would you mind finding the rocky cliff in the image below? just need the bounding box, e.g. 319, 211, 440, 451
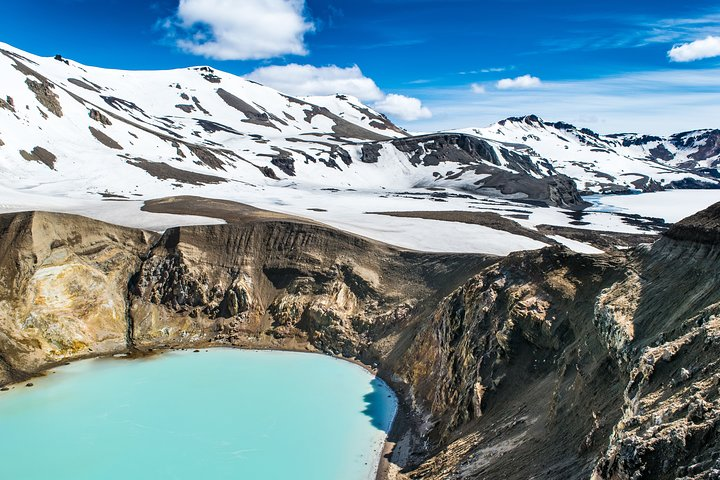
1, 202, 719, 479
390, 204, 720, 479
129, 213, 491, 358
376, 133, 588, 209
0, 212, 155, 383
0, 203, 492, 386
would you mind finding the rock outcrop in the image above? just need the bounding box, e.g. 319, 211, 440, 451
1, 202, 720, 480
24, 77, 63, 118
129, 216, 491, 358
389, 203, 720, 479
0, 212, 155, 375
385, 133, 588, 209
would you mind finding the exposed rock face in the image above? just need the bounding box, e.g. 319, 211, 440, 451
270, 153, 296, 176
673, 129, 720, 164
88, 108, 112, 126
0, 356, 12, 385
19, 146, 57, 169
216, 88, 276, 128
390, 204, 720, 479
89, 126, 122, 150
188, 146, 224, 170
129, 218, 490, 357
386, 133, 587, 209
663, 201, 720, 245
589, 222, 720, 480
394, 247, 629, 478
0, 96, 14, 112
126, 158, 227, 185
68, 78, 101, 92
361, 143, 383, 163
0, 206, 491, 382
1, 203, 720, 480
480, 170, 587, 209
0, 212, 155, 374
25, 78, 63, 117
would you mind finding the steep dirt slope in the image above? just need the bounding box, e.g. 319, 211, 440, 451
394, 203, 720, 479
129, 210, 492, 357
1, 203, 720, 480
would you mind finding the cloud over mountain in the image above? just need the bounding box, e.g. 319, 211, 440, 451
246, 64, 384, 101
247, 64, 432, 121
373, 94, 432, 121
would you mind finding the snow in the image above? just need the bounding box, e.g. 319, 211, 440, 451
546, 235, 604, 255
457, 117, 719, 194
586, 190, 720, 223
324, 213, 547, 255
0, 43, 717, 256
0, 188, 225, 231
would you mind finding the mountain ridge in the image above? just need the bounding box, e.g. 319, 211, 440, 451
460, 114, 720, 194
2, 41, 717, 217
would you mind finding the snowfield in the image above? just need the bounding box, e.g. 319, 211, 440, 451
586, 190, 720, 223
0, 42, 719, 255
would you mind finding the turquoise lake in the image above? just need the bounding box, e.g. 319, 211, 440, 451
0, 349, 397, 480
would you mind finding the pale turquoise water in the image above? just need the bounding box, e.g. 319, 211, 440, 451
0, 349, 397, 480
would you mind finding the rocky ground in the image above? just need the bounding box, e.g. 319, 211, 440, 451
0, 200, 719, 479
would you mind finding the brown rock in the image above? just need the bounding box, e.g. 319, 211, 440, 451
25, 78, 63, 117
88, 108, 112, 126
19, 146, 57, 169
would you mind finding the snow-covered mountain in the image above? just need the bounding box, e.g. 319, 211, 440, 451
0, 43, 403, 186
1, 41, 720, 255
461, 115, 720, 194
2, 41, 718, 210
0, 41, 629, 213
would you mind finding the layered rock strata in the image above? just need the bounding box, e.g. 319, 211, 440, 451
1, 203, 720, 479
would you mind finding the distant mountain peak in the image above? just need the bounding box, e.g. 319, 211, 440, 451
0, 41, 718, 214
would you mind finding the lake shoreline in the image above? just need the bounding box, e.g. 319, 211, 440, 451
0, 342, 406, 480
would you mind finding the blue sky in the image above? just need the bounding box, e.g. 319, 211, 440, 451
2, 0, 720, 134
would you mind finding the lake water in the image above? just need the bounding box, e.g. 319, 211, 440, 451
0, 349, 397, 480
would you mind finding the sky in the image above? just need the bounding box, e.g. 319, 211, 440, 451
2, 0, 720, 134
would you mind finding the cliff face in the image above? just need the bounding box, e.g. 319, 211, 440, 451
384, 133, 589, 209
129, 219, 491, 358
1, 203, 720, 479
0, 212, 155, 382
0, 207, 493, 381
591, 210, 720, 480
393, 247, 629, 478
390, 205, 720, 479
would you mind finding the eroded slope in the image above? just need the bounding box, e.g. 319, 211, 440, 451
1, 203, 720, 480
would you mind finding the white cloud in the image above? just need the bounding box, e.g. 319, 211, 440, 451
459, 67, 507, 75
165, 0, 314, 60
405, 68, 720, 135
373, 94, 432, 121
246, 64, 384, 101
496, 74, 542, 90
481, 67, 507, 73
668, 36, 720, 62
470, 83, 486, 94
246, 64, 432, 121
